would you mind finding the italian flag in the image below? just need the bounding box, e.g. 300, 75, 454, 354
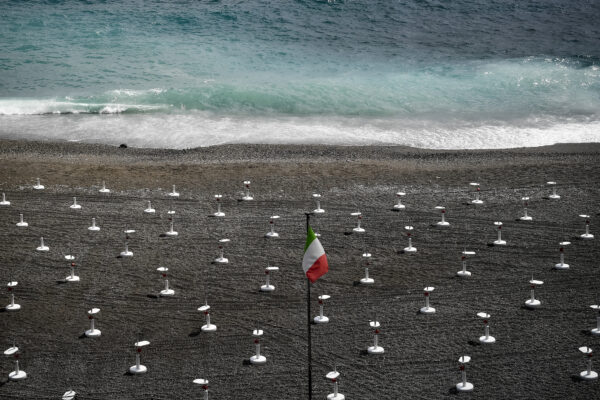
303, 226, 329, 283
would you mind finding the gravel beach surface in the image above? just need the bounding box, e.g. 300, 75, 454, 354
0, 139, 599, 399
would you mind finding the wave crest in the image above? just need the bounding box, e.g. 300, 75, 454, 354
1, 57, 599, 119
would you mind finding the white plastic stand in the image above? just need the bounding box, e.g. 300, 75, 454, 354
314, 294, 330, 324
157, 267, 174, 296
554, 241, 570, 270
367, 320, 384, 354
470, 183, 483, 204
590, 305, 600, 336
393, 191, 406, 210
64, 253, 75, 261
520, 197, 532, 221
547, 181, 560, 199
66, 262, 80, 282
168, 185, 179, 197
16, 213, 28, 227
457, 250, 475, 278
85, 308, 101, 337
250, 329, 267, 365
99, 181, 110, 194
198, 303, 217, 332
36, 236, 49, 251
6, 281, 21, 311
129, 340, 150, 374
351, 212, 365, 233
120, 240, 133, 257
493, 221, 506, 245
436, 206, 450, 227
404, 226, 417, 253
261, 266, 279, 292
88, 217, 100, 231
144, 201, 155, 214
165, 218, 178, 236
456, 356, 473, 392
167, 200, 175, 215
4, 346, 27, 381
265, 215, 280, 238
242, 181, 253, 201
214, 238, 230, 264
213, 195, 225, 217
0, 193, 10, 206
70, 197, 81, 210
326, 368, 345, 400
193, 378, 210, 399
579, 346, 598, 380
121, 225, 135, 253
313, 193, 325, 214
525, 279, 543, 309
477, 312, 495, 344
360, 252, 374, 285
580, 215, 594, 240
33, 178, 44, 190
420, 287, 436, 314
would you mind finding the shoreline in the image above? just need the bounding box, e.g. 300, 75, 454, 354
2, 137, 600, 159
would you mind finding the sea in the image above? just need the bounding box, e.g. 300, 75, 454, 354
1, 0, 599, 149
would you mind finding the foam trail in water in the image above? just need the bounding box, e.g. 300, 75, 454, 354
0, 99, 164, 115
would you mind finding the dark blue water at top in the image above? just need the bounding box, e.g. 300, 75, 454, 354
0, 0, 599, 148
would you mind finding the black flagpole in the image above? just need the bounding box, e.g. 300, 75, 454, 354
306, 212, 312, 400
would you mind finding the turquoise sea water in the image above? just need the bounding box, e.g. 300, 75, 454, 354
1, 0, 599, 148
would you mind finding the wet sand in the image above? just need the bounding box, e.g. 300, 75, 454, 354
0, 139, 599, 399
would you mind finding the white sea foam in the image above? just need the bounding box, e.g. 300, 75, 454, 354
1, 113, 599, 150
109, 88, 166, 97
0, 99, 165, 115
99, 105, 127, 114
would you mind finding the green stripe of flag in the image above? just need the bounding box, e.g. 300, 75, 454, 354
304, 226, 316, 252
